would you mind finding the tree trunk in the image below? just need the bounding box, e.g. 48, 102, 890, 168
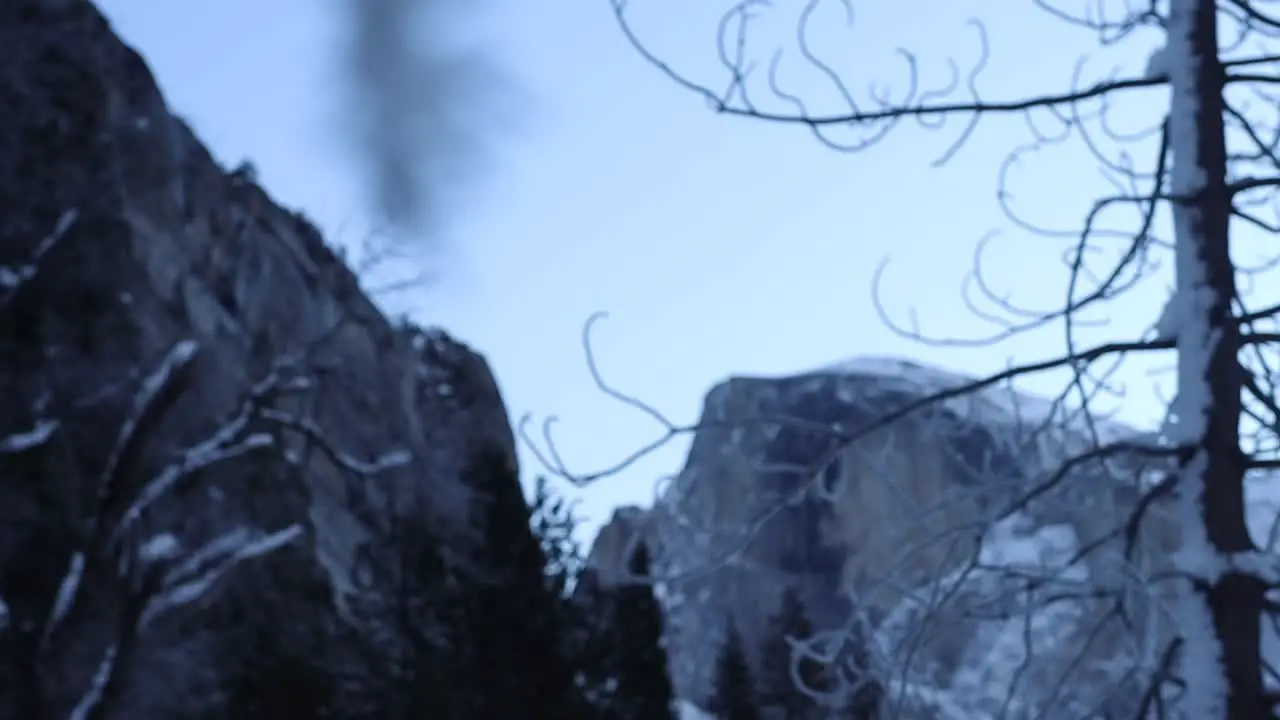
1167, 0, 1264, 717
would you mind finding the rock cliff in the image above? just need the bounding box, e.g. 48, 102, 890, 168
0, 1, 514, 716
591, 357, 1195, 718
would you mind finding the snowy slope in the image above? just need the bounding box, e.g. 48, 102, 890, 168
818, 355, 1280, 545
875, 513, 1107, 718
808, 356, 1280, 712
817, 356, 1143, 447
663, 356, 1280, 718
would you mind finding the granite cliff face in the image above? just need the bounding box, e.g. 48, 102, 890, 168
0, 1, 514, 716
591, 358, 1193, 718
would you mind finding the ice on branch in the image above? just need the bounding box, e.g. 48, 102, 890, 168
139, 524, 304, 629
1150, 287, 1184, 342
0, 209, 77, 294
42, 552, 85, 645
1144, 44, 1170, 80
67, 644, 118, 720
139, 533, 183, 563
112, 432, 275, 545
0, 419, 59, 454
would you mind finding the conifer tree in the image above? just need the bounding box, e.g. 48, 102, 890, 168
571, 567, 616, 715
604, 541, 676, 720
340, 505, 463, 719
710, 620, 761, 720
212, 551, 341, 720
529, 475, 583, 598
758, 588, 826, 719
528, 476, 596, 719
456, 448, 583, 718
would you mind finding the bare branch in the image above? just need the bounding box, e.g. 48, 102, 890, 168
138, 524, 304, 630
602, 0, 1280, 713
94, 340, 202, 541
0, 419, 59, 454
0, 209, 77, 310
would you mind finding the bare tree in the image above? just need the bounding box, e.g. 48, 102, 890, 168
523, 0, 1280, 717
0, 217, 413, 718
1, 345, 287, 716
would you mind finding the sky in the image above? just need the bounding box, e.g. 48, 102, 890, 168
93, 0, 1218, 541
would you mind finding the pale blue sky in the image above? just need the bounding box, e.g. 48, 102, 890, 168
97, 0, 1201, 539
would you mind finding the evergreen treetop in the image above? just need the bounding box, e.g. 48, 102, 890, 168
710, 619, 761, 720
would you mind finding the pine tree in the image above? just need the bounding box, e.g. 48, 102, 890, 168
455, 448, 584, 718
384, 523, 465, 720
758, 588, 826, 719
710, 620, 762, 720
604, 541, 676, 720
210, 547, 341, 719
340, 508, 462, 719
528, 476, 597, 719
529, 475, 583, 598
571, 567, 616, 715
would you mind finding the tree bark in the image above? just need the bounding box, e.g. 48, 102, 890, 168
1167, 0, 1264, 716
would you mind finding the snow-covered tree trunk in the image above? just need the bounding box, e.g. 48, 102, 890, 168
1166, 0, 1263, 716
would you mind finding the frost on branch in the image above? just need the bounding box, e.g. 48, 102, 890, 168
1150, 287, 1185, 342
138, 524, 304, 630
66, 644, 117, 720
41, 552, 85, 647
1, 328, 403, 719
0, 209, 77, 305
1144, 44, 1171, 80
0, 419, 59, 454
95, 339, 202, 538
108, 432, 275, 548
138, 533, 182, 564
